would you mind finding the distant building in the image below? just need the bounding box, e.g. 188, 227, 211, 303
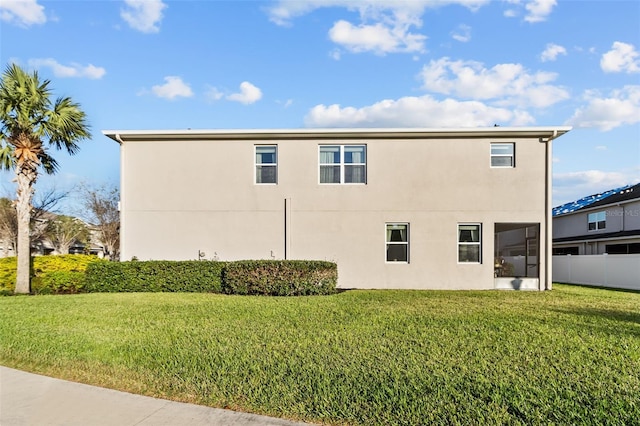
552, 183, 640, 255
105, 126, 571, 290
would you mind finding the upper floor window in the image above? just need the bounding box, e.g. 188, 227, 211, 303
255, 145, 277, 184
458, 223, 482, 263
491, 143, 515, 168
588, 211, 606, 231
386, 223, 409, 263
319, 145, 366, 184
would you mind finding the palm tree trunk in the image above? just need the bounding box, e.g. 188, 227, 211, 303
15, 166, 35, 294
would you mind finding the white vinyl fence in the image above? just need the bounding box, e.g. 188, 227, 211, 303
553, 254, 640, 291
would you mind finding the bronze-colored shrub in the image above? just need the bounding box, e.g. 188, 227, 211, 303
222, 260, 337, 296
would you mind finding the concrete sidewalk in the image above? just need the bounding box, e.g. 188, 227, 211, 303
0, 366, 310, 426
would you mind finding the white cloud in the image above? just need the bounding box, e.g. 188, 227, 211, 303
151, 76, 193, 100
227, 81, 263, 105
565, 85, 640, 131
451, 24, 471, 43
553, 170, 640, 205
121, 0, 167, 33
328, 19, 426, 55
503, 0, 557, 23
554, 170, 629, 188
540, 43, 566, 62
267, 1, 489, 26
524, 0, 556, 23
266, 1, 489, 55
0, 0, 46, 27
601, 42, 640, 73
304, 95, 534, 128
27, 58, 106, 79
419, 57, 570, 108
595, 145, 607, 151
205, 86, 224, 101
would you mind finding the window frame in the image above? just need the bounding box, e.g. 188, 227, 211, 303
587, 211, 606, 231
255, 145, 277, 185
490, 143, 515, 168
458, 223, 482, 264
385, 223, 409, 264
319, 144, 367, 185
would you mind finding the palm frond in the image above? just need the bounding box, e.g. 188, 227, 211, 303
0, 63, 90, 176
44, 96, 91, 154
0, 144, 15, 171
0, 64, 51, 131
39, 150, 59, 175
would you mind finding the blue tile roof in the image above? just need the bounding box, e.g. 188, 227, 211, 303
552, 184, 634, 216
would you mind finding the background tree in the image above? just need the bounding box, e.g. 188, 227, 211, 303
80, 184, 119, 260
0, 188, 69, 257
45, 215, 90, 254
0, 197, 17, 257
0, 63, 90, 293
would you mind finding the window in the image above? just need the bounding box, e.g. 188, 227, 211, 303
606, 243, 640, 254
553, 246, 579, 255
588, 211, 606, 230
386, 223, 409, 263
491, 143, 515, 167
319, 145, 366, 184
256, 145, 277, 184
458, 224, 481, 263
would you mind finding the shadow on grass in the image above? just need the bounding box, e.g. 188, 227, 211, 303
556, 282, 640, 294
552, 307, 640, 333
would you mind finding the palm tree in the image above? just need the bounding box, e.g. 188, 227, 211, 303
0, 63, 90, 293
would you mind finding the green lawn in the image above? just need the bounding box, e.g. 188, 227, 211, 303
1, 285, 639, 425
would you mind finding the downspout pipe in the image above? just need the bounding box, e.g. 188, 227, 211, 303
115, 134, 125, 260
544, 130, 558, 290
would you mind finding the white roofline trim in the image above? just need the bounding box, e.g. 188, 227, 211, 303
103, 126, 572, 143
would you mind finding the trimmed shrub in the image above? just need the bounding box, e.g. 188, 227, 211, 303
33, 271, 86, 295
0, 254, 101, 294
222, 260, 337, 296
0, 256, 17, 293
32, 254, 100, 275
85, 260, 225, 293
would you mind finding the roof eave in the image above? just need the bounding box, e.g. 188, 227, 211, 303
103, 126, 572, 143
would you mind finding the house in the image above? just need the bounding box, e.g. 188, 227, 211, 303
552, 184, 640, 290
0, 204, 107, 258
552, 183, 640, 255
104, 126, 571, 290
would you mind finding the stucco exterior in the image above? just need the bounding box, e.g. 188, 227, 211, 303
105, 127, 570, 290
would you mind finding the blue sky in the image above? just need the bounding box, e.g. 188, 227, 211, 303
1, 0, 639, 209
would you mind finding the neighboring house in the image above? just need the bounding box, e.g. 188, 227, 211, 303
552, 184, 640, 290
68, 224, 108, 258
0, 211, 107, 258
553, 183, 640, 255
104, 127, 571, 290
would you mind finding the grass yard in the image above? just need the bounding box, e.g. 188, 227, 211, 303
1, 284, 639, 425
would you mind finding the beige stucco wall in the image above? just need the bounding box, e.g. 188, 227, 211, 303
119, 135, 550, 289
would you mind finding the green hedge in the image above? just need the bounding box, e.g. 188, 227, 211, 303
33, 271, 87, 295
1, 257, 337, 296
84, 260, 225, 293
222, 260, 337, 296
0, 254, 103, 294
